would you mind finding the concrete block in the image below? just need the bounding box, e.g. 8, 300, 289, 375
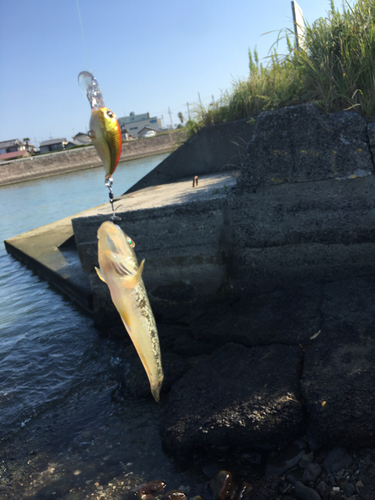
240, 104, 373, 189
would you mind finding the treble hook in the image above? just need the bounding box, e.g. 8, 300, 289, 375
105, 175, 121, 221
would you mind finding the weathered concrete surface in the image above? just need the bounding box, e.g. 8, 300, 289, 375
0, 131, 184, 186
4, 215, 92, 311
240, 103, 372, 189
71, 171, 238, 328
126, 118, 254, 194
229, 175, 375, 295
301, 276, 375, 450
160, 343, 304, 454
190, 284, 322, 348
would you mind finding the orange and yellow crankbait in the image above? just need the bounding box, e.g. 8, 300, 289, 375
78, 71, 122, 178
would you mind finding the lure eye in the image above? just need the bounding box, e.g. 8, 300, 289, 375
107, 110, 113, 118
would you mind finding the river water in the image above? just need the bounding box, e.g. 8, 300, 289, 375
0, 154, 206, 499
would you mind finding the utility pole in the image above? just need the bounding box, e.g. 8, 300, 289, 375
187, 102, 190, 120
198, 92, 202, 106
291, 1, 305, 51
168, 107, 173, 130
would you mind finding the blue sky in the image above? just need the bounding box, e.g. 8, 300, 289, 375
1, 0, 340, 147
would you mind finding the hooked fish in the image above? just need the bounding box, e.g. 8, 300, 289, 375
89, 107, 122, 177
95, 221, 164, 402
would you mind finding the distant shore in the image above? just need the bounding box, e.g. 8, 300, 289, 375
0, 131, 186, 187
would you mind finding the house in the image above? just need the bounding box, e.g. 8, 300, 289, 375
39, 138, 68, 153
0, 150, 31, 161
117, 112, 161, 138
120, 125, 135, 141
0, 139, 25, 155
138, 126, 157, 138
72, 132, 91, 145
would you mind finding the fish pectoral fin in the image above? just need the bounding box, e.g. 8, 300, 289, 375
127, 259, 145, 287
95, 266, 106, 283
118, 259, 145, 289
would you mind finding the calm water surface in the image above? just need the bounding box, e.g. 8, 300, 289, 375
0, 154, 204, 499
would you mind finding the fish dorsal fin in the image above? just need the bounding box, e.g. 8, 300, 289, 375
95, 266, 106, 283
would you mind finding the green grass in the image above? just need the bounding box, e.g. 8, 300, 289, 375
187, 0, 375, 136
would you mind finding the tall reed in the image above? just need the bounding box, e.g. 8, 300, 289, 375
187, 0, 375, 135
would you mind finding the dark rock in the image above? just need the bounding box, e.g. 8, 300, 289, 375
265, 440, 306, 476
191, 285, 321, 347
299, 452, 314, 469
130, 481, 166, 499
302, 463, 321, 484
162, 490, 187, 500
322, 448, 354, 473
160, 343, 304, 454
240, 452, 263, 467
344, 482, 357, 497
315, 481, 328, 497
160, 327, 216, 358
209, 471, 236, 500
233, 481, 253, 500
248, 474, 280, 500
301, 278, 375, 449
125, 351, 191, 398
294, 481, 321, 500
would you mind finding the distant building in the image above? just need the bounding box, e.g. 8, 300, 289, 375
0, 139, 25, 155
138, 126, 157, 138
117, 112, 161, 138
65, 132, 92, 149
0, 150, 31, 161
39, 138, 67, 153
72, 132, 91, 145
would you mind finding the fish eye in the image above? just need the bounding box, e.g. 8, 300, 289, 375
107, 111, 113, 118
127, 238, 135, 248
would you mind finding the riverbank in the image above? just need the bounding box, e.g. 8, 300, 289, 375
0, 130, 186, 187
4, 104, 375, 499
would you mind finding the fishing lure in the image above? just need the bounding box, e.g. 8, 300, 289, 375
78, 71, 122, 217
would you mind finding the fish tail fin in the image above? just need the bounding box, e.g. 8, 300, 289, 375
95, 266, 106, 283
151, 379, 163, 403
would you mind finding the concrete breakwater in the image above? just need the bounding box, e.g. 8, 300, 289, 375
0, 130, 186, 186
6, 104, 375, 480
72, 104, 375, 458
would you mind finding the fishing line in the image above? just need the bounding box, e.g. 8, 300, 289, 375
76, 0, 91, 72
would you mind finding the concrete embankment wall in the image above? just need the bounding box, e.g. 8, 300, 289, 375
230, 103, 375, 296
126, 118, 255, 193
72, 104, 375, 327
0, 131, 185, 186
